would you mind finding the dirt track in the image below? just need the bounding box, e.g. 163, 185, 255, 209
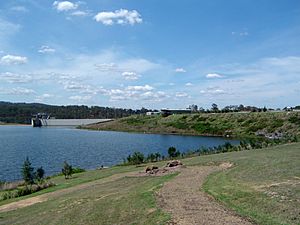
157, 165, 253, 225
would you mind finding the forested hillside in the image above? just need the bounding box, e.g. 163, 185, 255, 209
0, 102, 150, 124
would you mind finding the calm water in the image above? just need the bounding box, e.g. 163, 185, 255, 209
0, 126, 239, 181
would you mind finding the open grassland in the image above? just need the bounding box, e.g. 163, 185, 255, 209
86, 111, 300, 138
183, 143, 300, 225
0, 143, 299, 225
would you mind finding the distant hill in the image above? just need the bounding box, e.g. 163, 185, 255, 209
0, 101, 150, 124
86, 111, 300, 139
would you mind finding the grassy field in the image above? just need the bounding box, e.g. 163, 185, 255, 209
184, 143, 300, 225
86, 111, 300, 139
0, 143, 299, 225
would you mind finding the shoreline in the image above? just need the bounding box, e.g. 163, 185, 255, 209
81, 126, 248, 140
0, 123, 30, 126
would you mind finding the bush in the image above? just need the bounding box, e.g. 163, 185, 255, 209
168, 147, 181, 158
0, 182, 55, 201
62, 161, 73, 179
22, 157, 34, 184
127, 152, 145, 165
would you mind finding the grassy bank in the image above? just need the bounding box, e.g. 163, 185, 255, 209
0, 143, 299, 225
184, 143, 300, 225
85, 111, 300, 139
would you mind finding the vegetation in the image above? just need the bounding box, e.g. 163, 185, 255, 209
197, 144, 300, 225
86, 111, 300, 139
21, 157, 35, 185
62, 161, 73, 179
0, 143, 298, 225
167, 146, 181, 158
0, 101, 151, 124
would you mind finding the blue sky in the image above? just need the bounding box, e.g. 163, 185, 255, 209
0, 0, 299, 109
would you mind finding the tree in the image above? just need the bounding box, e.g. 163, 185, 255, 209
154, 152, 161, 161
62, 161, 73, 179
147, 153, 156, 162
168, 147, 180, 158
22, 157, 34, 184
211, 103, 219, 113
131, 152, 145, 164
35, 166, 45, 182
263, 106, 267, 112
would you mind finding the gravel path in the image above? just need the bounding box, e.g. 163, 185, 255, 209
157, 165, 253, 225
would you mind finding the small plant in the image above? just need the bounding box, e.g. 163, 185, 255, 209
22, 157, 34, 184
126, 151, 145, 165
168, 147, 181, 158
62, 161, 73, 179
35, 166, 45, 182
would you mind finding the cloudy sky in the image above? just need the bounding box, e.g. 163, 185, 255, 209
0, 0, 299, 109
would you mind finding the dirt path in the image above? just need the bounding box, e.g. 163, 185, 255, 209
157, 165, 253, 225
0, 171, 137, 213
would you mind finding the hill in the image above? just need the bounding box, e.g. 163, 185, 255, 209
86, 111, 300, 139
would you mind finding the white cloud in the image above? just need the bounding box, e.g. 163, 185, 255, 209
175, 92, 188, 98
0, 19, 20, 48
53, 1, 78, 12
35, 93, 54, 102
185, 82, 193, 86
175, 68, 186, 73
62, 81, 105, 95
71, 10, 89, 16
200, 87, 227, 95
94, 9, 142, 25
0, 72, 32, 83
122, 71, 140, 80
69, 95, 92, 102
10, 6, 28, 12
206, 73, 223, 78
232, 30, 249, 36
108, 84, 167, 102
126, 85, 154, 91
94, 63, 118, 72
0, 55, 28, 65
0, 87, 35, 95
38, 45, 56, 54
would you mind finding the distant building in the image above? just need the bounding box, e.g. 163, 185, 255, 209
146, 111, 160, 116
161, 108, 192, 117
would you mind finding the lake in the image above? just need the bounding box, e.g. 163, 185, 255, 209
0, 125, 239, 181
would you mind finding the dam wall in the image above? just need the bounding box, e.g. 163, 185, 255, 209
32, 119, 112, 127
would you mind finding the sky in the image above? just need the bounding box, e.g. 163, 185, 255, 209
0, 0, 299, 109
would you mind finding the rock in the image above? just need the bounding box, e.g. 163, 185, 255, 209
166, 160, 183, 167
145, 165, 159, 173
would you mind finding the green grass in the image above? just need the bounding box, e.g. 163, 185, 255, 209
86, 111, 300, 138
0, 165, 141, 206
182, 143, 300, 225
0, 175, 176, 225
0, 143, 299, 225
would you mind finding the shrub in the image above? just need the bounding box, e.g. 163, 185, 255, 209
126, 151, 145, 165
22, 157, 34, 184
62, 161, 73, 179
168, 147, 181, 158
35, 166, 45, 182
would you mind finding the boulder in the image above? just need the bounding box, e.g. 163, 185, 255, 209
166, 160, 183, 168
145, 165, 159, 173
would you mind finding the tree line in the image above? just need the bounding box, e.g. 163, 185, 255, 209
0, 101, 150, 124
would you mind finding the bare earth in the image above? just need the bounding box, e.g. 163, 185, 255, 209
157, 165, 254, 225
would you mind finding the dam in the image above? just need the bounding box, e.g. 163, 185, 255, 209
31, 113, 112, 127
